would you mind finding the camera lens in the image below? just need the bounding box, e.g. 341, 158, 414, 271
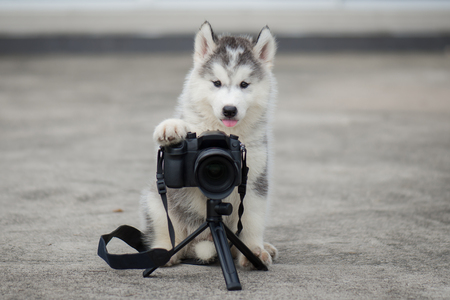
205, 162, 227, 181
194, 149, 239, 199
201, 157, 232, 188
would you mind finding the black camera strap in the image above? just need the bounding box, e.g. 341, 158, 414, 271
97, 148, 176, 270
236, 145, 248, 237
97, 225, 173, 269
155, 148, 177, 249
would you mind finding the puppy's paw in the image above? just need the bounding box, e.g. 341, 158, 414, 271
263, 242, 278, 260
153, 119, 189, 146
165, 253, 181, 267
238, 243, 277, 268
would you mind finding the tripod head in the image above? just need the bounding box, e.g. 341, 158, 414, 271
207, 199, 233, 222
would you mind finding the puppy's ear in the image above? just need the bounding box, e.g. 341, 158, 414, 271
194, 21, 218, 64
253, 26, 277, 69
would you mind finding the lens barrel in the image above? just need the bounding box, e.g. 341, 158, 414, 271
194, 148, 239, 199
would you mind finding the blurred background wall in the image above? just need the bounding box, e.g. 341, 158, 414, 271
0, 0, 450, 52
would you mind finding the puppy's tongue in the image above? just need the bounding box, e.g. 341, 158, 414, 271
222, 119, 238, 128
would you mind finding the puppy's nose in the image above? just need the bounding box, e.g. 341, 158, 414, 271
223, 106, 238, 118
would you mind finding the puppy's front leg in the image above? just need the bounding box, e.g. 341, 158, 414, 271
140, 190, 182, 266
236, 190, 278, 268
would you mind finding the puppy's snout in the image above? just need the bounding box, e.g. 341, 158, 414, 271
222, 106, 238, 118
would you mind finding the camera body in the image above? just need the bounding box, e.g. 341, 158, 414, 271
162, 130, 243, 200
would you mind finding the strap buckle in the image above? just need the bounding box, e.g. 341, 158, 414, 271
156, 175, 167, 195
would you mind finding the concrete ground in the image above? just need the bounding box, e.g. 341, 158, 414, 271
1, 52, 450, 299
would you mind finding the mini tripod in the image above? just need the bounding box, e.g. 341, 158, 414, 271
143, 198, 268, 291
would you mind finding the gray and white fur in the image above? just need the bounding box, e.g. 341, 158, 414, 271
141, 21, 278, 267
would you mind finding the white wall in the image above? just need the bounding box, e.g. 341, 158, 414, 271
0, 1, 449, 36
1, 0, 450, 10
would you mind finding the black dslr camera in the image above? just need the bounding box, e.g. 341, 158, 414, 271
160, 130, 245, 200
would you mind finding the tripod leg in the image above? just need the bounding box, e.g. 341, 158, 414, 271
224, 225, 268, 271
143, 221, 209, 277
209, 221, 242, 291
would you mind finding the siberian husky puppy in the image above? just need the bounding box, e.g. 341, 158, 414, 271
141, 21, 278, 268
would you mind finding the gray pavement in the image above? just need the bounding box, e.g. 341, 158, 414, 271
1, 52, 450, 299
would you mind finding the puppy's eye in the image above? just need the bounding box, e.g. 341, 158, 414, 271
213, 80, 222, 88
240, 81, 249, 89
